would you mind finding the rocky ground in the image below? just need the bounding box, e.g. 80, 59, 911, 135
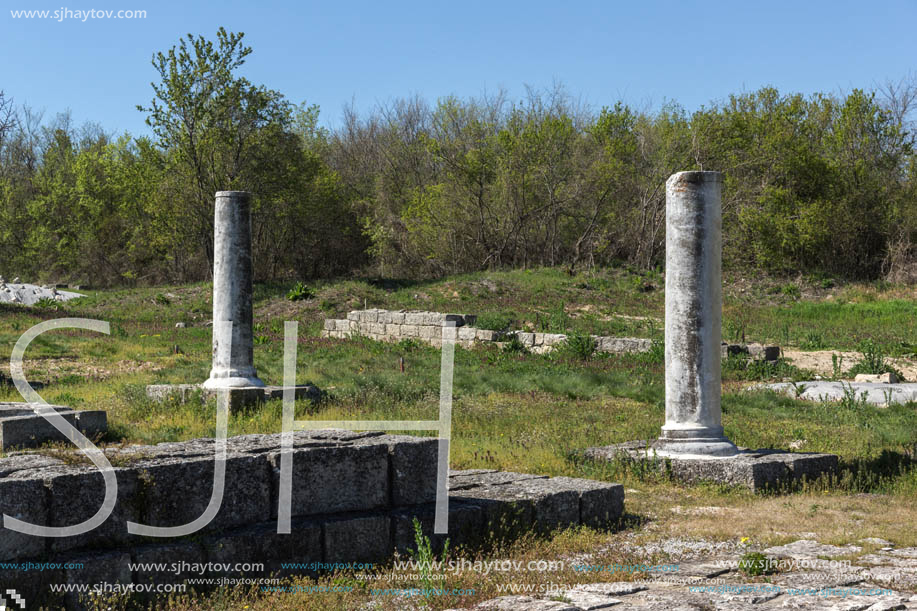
448, 537, 917, 610
0, 278, 84, 305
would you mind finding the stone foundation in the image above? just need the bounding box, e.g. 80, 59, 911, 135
322, 309, 779, 358
584, 441, 838, 492
0, 431, 624, 605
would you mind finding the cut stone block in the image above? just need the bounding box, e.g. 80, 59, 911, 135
133, 542, 205, 586
0, 403, 108, 450
391, 500, 483, 554
0, 478, 48, 560
324, 515, 391, 563
267, 442, 389, 517
33, 465, 142, 553
202, 518, 322, 577
134, 452, 272, 532
585, 441, 838, 492
372, 435, 438, 506
763, 381, 917, 406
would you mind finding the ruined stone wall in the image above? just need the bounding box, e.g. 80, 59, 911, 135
321, 309, 653, 354
0, 430, 623, 605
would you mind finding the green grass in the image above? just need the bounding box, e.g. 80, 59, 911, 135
5, 267, 917, 610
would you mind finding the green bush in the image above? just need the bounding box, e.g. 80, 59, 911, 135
287, 281, 315, 301
559, 330, 597, 360
502, 333, 528, 354
476, 311, 518, 332
847, 339, 903, 379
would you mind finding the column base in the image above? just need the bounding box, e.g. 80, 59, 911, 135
656, 426, 739, 458
202, 372, 266, 389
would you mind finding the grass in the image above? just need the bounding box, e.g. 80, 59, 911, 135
3, 267, 917, 608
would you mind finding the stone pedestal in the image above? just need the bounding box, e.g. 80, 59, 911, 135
202, 191, 264, 389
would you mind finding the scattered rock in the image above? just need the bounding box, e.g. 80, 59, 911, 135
855, 372, 899, 384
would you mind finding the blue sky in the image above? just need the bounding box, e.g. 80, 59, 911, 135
1, 0, 915, 136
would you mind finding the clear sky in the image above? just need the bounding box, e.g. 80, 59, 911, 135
1, 0, 915, 137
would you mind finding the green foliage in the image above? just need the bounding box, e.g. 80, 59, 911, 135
847, 339, 904, 379
475, 311, 517, 332
738, 552, 775, 576
409, 517, 449, 598
286, 281, 315, 301
502, 334, 528, 354
558, 330, 597, 360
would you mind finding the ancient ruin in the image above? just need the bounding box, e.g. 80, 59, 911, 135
586, 172, 839, 489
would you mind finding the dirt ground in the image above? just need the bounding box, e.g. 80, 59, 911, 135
783, 349, 917, 381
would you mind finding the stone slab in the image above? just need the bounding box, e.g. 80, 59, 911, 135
762, 381, 917, 406
585, 441, 838, 491
0, 404, 108, 450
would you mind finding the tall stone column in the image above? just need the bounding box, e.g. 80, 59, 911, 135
202, 191, 265, 389
657, 171, 737, 457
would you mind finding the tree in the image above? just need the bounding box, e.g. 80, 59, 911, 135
139, 27, 291, 272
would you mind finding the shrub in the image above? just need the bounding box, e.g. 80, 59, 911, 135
502, 333, 528, 354
847, 339, 903, 379
559, 330, 596, 360
476, 311, 518, 332
287, 281, 315, 301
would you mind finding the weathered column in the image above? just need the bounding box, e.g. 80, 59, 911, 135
202, 191, 265, 389
657, 171, 737, 457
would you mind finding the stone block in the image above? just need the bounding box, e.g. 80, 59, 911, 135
543, 333, 566, 346
334, 319, 350, 332
385, 323, 401, 337
391, 500, 483, 554
0, 410, 78, 450
854, 372, 898, 384
202, 519, 322, 577
405, 312, 425, 325
420, 326, 438, 340
62, 550, 132, 609
0, 478, 48, 561
324, 319, 337, 330
133, 542, 205, 586
38, 466, 142, 554
268, 443, 389, 517
401, 324, 419, 337
346, 312, 360, 322
375, 435, 438, 506
263, 385, 322, 403
423, 312, 444, 326
547, 476, 624, 528
75, 410, 108, 439
136, 452, 272, 532
747, 343, 780, 361
516, 332, 535, 347
458, 327, 477, 341
585, 442, 838, 492
324, 515, 391, 563
476, 329, 498, 341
